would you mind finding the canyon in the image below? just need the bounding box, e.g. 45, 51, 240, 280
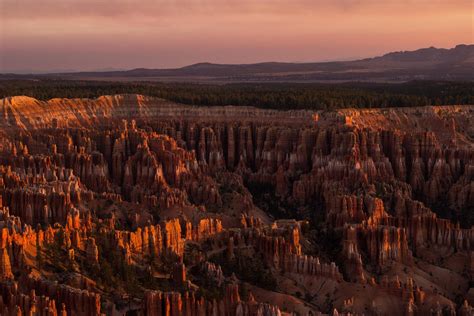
0, 94, 472, 315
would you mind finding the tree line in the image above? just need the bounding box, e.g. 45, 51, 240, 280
0, 79, 472, 110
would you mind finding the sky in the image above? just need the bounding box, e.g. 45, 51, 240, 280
0, 0, 472, 73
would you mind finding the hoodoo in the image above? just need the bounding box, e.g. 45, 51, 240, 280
0, 95, 472, 315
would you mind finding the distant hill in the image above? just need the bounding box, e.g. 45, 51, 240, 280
2, 44, 473, 82
374, 44, 473, 63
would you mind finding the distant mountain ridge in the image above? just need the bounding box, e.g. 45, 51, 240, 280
1, 44, 473, 82
375, 44, 472, 62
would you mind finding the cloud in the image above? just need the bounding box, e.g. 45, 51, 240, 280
2, 0, 470, 20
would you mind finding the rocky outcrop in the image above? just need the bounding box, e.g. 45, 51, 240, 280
0, 276, 101, 316
111, 217, 222, 264
144, 282, 282, 316
0, 248, 13, 281
282, 254, 343, 281
0, 282, 59, 316
347, 223, 413, 269
114, 224, 164, 264
222, 223, 343, 281
86, 237, 99, 265
163, 219, 185, 258
24, 276, 101, 316
200, 261, 225, 287
341, 226, 366, 283
189, 218, 223, 241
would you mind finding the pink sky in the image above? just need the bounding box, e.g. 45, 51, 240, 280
1, 0, 472, 73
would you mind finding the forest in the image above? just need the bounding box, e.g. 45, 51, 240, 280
0, 79, 473, 110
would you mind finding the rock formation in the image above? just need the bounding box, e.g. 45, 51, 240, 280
0, 94, 471, 315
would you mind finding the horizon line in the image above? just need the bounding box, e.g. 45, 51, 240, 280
3, 43, 471, 76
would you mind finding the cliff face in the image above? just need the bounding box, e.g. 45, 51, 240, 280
0, 95, 472, 315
